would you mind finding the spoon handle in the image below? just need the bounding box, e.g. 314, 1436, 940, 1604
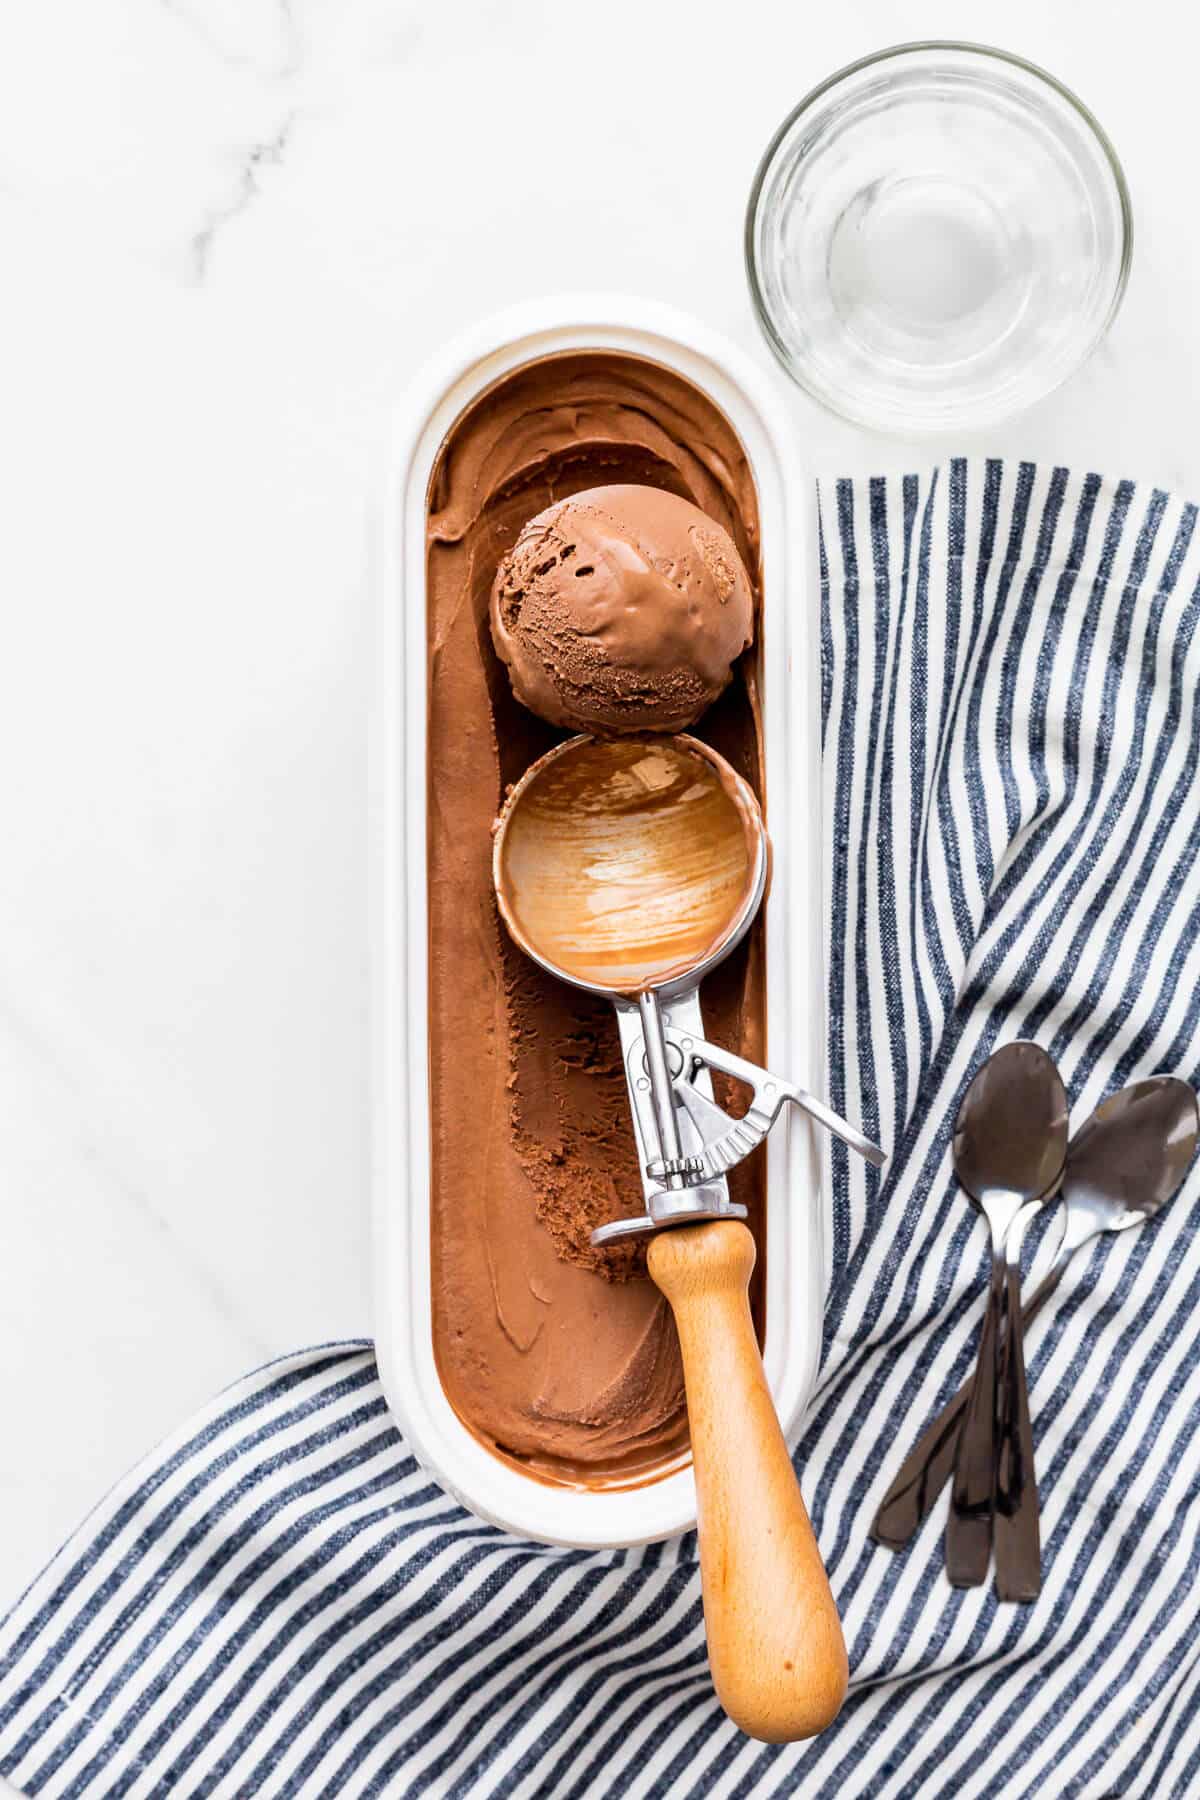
993, 1258, 1042, 1601
870, 1257, 1068, 1550
648, 1221, 847, 1740
945, 1251, 1006, 1587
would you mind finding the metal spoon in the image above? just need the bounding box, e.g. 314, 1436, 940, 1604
993, 1193, 1046, 1599
872, 1076, 1199, 1554
944, 1043, 1069, 1588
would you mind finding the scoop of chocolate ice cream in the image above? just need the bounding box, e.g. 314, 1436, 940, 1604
489, 484, 754, 734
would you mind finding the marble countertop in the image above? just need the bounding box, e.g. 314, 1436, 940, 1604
1, 0, 1197, 1613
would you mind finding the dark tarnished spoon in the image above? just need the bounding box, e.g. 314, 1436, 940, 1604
944, 1044, 1069, 1589
993, 1188, 1048, 1599
872, 1076, 1199, 1571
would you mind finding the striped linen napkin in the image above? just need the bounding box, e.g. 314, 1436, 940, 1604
2, 457, 1199, 1799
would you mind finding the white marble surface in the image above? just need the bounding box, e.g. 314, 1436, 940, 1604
1, 0, 1198, 1617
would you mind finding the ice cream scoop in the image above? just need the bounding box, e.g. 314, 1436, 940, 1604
493, 732, 883, 1741
489, 485, 754, 734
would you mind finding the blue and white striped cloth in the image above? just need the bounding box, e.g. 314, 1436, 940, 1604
3, 458, 1199, 1798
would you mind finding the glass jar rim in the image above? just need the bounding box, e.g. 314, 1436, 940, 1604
744, 39, 1133, 429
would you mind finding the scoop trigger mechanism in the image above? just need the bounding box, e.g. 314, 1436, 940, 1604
590, 987, 884, 1247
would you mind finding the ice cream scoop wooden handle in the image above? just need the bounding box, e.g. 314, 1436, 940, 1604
648, 1220, 848, 1742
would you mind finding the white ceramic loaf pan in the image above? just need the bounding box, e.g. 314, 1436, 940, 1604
371, 296, 825, 1548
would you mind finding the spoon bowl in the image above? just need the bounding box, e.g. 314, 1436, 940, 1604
953, 1041, 1070, 1217
1057, 1076, 1199, 1252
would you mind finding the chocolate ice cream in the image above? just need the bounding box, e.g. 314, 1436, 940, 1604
489, 486, 754, 734
425, 351, 766, 1485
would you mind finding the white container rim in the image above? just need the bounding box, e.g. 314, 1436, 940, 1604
370, 295, 827, 1548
